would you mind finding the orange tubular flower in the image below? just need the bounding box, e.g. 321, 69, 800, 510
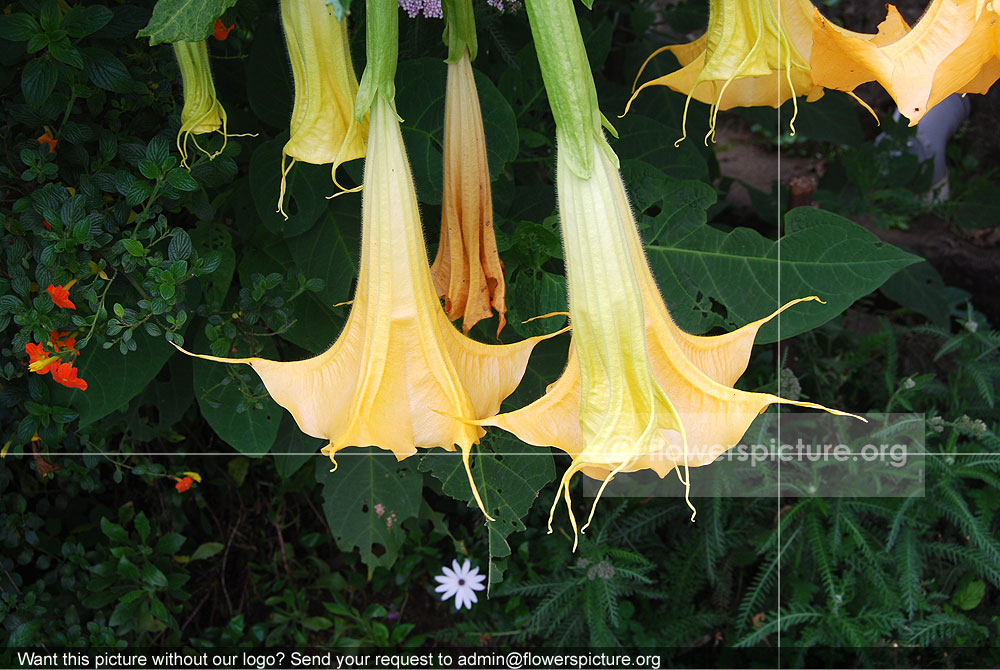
213, 20, 235, 41
176, 96, 561, 521
25, 342, 59, 375
51, 362, 87, 390
430, 50, 507, 335
46, 280, 77, 309
37, 132, 58, 153
812, 0, 994, 125
49, 331, 77, 351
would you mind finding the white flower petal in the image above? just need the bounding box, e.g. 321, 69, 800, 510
434, 575, 453, 585
440, 566, 457, 580
435, 583, 458, 596
469, 580, 486, 592
461, 558, 471, 576
466, 589, 479, 605
451, 559, 462, 574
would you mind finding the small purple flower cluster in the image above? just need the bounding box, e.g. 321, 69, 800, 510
486, 0, 521, 11
398, 0, 442, 18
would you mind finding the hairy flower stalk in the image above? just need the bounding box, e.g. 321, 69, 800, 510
477, 0, 859, 549
278, 0, 368, 218
812, 0, 996, 125
431, 0, 506, 334
625, 0, 822, 143
177, 0, 559, 521
173, 40, 247, 167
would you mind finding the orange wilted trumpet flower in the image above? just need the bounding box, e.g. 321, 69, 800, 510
277, 0, 368, 218
176, 95, 559, 521
173, 40, 251, 167
812, 0, 997, 125
431, 0, 506, 335
625, 0, 824, 143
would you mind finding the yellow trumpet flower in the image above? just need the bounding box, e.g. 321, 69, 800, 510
173, 41, 252, 167
625, 0, 823, 143
278, 0, 368, 217
430, 50, 507, 336
812, 0, 993, 125
476, 134, 859, 548
177, 96, 559, 521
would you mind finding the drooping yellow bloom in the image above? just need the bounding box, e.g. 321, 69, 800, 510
812, 0, 995, 125
173, 40, 229, 167
476, 134, 859, 548
625, 0, 823, 143
278, 0, 368, 217
430, 50, 507, 336
178, 96, 559, 520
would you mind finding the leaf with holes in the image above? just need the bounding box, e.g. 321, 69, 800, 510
315, 449, 423, 576
420, 431, 554, 589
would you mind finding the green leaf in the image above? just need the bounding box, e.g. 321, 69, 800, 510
315, 449, 423, 576
191, 330, 281, 456
8, 620, 43, 646
273, 413, 324, 479
61, 5, 114, 38
168, 229, 193, 261
109, 597, 142, 627
189, 220, 236, 307
245, 22, 293, 130
82, 47, 133, 93
0, 14, 40, 42
420, 432, 554, 588
121, 239, 145, 257
101, 517, 130, 544
22, 56, 58, 107
879, 261, 950, 328
141, 562, 168, 589
137, 0, 237, 45
154, 532, 186, 555
302, 616, 334, 631
644, 206, 922, 342
953, 574, 986, 611
166, 167, 200, 191
47, 38, 84, 69
612, 113, 709, 181
249, 136, 335, 237
134, 512, 151, 543
52, 320, 183, 426
395, 58, 518, 205
190, 541, 224, 561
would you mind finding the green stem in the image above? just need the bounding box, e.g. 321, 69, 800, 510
443, 0, 477, 63
524, 0, 605, 178
355, 0, 399, 120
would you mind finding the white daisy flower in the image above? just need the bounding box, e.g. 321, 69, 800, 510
434, 558, 486, 610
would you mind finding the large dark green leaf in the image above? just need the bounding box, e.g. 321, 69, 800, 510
21, 56, 57, 107
645, 207, 922, 342
53, 327, 180, 427
137, 0, 236, 45
249, 136, 338, 238
245, 22, 293, 130
61, 5, 113, 38
315, 449, 423, 576
82, 47, 133, 94
420, 432, 554, 589
395, 58, 518, 205
272, 414, 324, 479
191, 331, 281, 456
